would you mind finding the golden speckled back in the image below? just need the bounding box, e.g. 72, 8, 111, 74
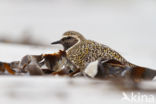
67, 40, 135, 71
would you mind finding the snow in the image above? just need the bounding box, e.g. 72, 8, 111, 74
0, 76, 155, 104
0, 43, 62, 62
0, 76, 119, 104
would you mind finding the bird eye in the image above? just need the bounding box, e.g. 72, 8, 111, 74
66, 37, 72, 39
62, 37, 72, 41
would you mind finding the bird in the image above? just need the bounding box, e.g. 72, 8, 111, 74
51, 31, 135, 72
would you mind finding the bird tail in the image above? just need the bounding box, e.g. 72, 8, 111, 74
131, 66, 156, 80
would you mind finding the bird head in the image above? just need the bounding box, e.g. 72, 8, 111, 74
51, 31, 86, 51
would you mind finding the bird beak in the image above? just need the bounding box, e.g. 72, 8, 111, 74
51, 40, 62, 45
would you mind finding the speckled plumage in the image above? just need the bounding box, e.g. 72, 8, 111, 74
57, 31, 136, 71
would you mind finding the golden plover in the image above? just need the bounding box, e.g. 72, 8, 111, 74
51, 31, 135, 72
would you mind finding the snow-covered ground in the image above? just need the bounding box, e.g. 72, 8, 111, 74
0, 76, 125, 104
0, 0, 156, 104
